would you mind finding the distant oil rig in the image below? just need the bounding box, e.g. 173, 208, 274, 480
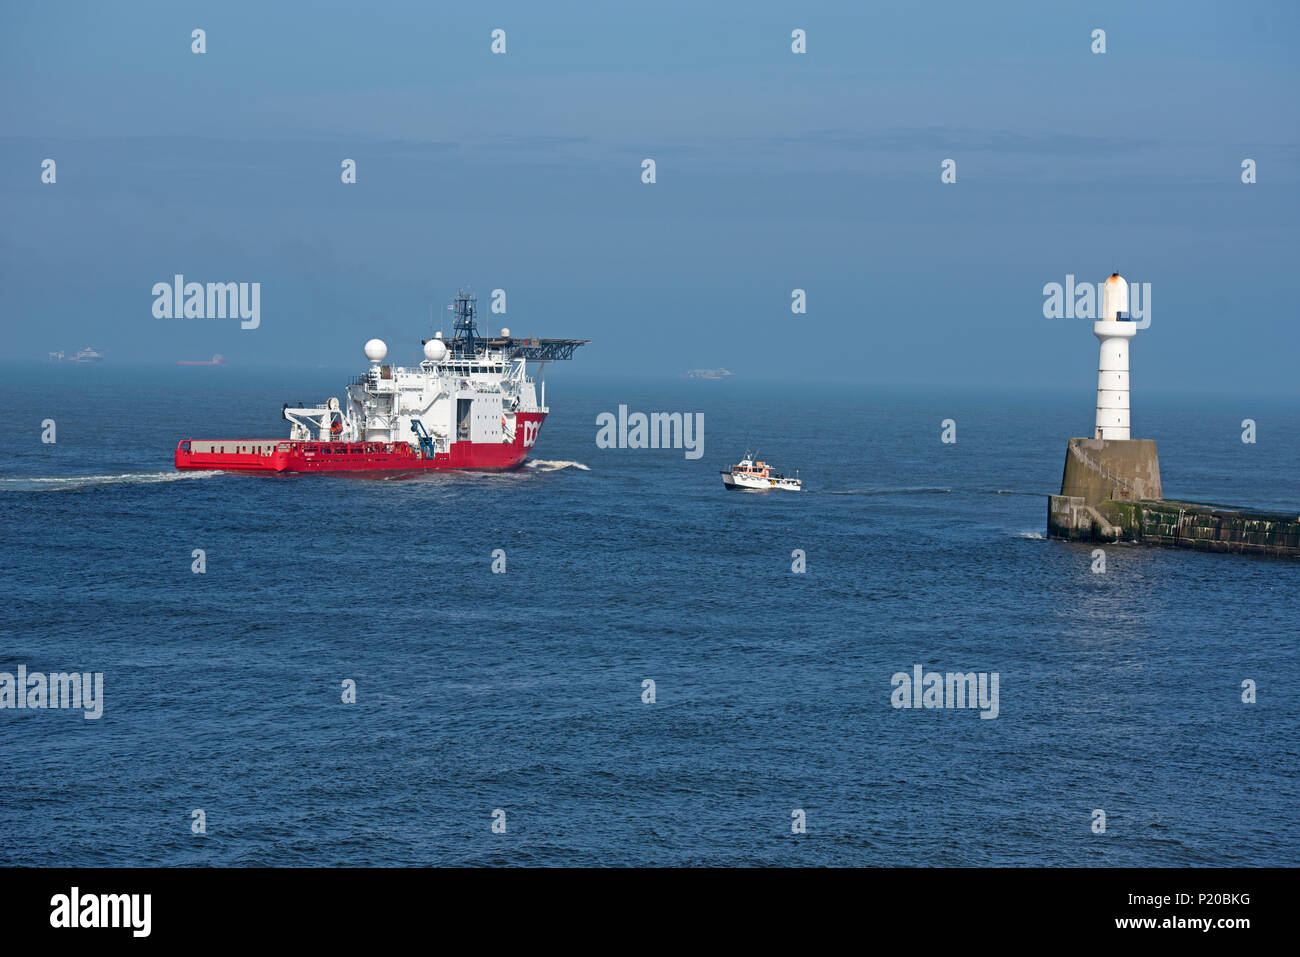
1047, 272, 1298, 558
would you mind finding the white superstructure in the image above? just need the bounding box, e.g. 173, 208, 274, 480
721, 455, 802, 492
1093, 272, 1138, 441
277, 290, 585, 456
293, 333, 541, 454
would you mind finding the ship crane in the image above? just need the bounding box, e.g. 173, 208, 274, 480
282, 397, 355, 442
409, 419, 436, 458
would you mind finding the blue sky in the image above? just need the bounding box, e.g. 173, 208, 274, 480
1, 0, 1296, 393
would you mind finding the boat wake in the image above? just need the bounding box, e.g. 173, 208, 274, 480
525, 460, 591, 472
821, 486, 951, 496
0, 470, 222, 492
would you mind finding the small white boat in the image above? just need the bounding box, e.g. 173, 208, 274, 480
721, 454, 801, 492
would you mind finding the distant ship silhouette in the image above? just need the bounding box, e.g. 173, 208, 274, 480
177, 354, 225, 366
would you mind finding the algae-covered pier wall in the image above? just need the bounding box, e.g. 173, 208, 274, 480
1048, 496, 1300, 558
1046, 436, 1299, 558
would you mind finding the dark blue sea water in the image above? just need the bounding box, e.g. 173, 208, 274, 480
1, 364, 1296, 866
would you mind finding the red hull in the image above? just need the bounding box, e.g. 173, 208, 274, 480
175, 413, 546, 473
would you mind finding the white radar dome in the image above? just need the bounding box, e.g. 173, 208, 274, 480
364, 338, 388, 363
499, 327, 510, 338
434, 331, 443, 339
423, 339, 447, 362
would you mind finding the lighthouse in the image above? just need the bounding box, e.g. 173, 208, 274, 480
1044, 270, 1300, 554
1046, 270, 1163, 538
1094, 273, 1136, 440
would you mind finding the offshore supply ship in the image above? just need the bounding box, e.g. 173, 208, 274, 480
174, 290, 587, 473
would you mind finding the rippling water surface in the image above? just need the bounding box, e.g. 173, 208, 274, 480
1, 365, 1296, 866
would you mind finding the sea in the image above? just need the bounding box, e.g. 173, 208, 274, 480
1, 364, 1296, 866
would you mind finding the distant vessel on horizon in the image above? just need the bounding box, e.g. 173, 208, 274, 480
177, 354, 226, 366
683, 368, 734, 380
49, 347, 103, 363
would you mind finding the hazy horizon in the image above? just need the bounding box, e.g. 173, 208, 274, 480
3, 1, 1296, 395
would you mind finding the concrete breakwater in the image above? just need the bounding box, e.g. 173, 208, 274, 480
1046, 437, 1299, 558
1048, 495, 1300, 558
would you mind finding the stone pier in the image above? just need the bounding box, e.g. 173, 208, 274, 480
1048, 496, 1300, 558
1059, 437, 1162, 506
1046, 436, 1299, 557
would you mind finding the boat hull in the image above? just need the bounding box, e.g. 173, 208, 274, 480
721, 471, 801, 492
176, 413, 546, 473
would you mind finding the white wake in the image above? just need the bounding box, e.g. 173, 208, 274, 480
524, 459, 591, 472
0, 470, 222, 492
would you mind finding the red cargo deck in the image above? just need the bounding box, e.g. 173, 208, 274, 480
175, 413, 545, 473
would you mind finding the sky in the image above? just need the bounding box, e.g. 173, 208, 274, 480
1, 0, 1296, 394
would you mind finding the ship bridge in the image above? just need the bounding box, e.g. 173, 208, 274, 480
309, 289, 589, 450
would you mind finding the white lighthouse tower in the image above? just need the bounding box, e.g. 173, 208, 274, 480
1093, 272, 1137, 440
1048, 268, 1162, 537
